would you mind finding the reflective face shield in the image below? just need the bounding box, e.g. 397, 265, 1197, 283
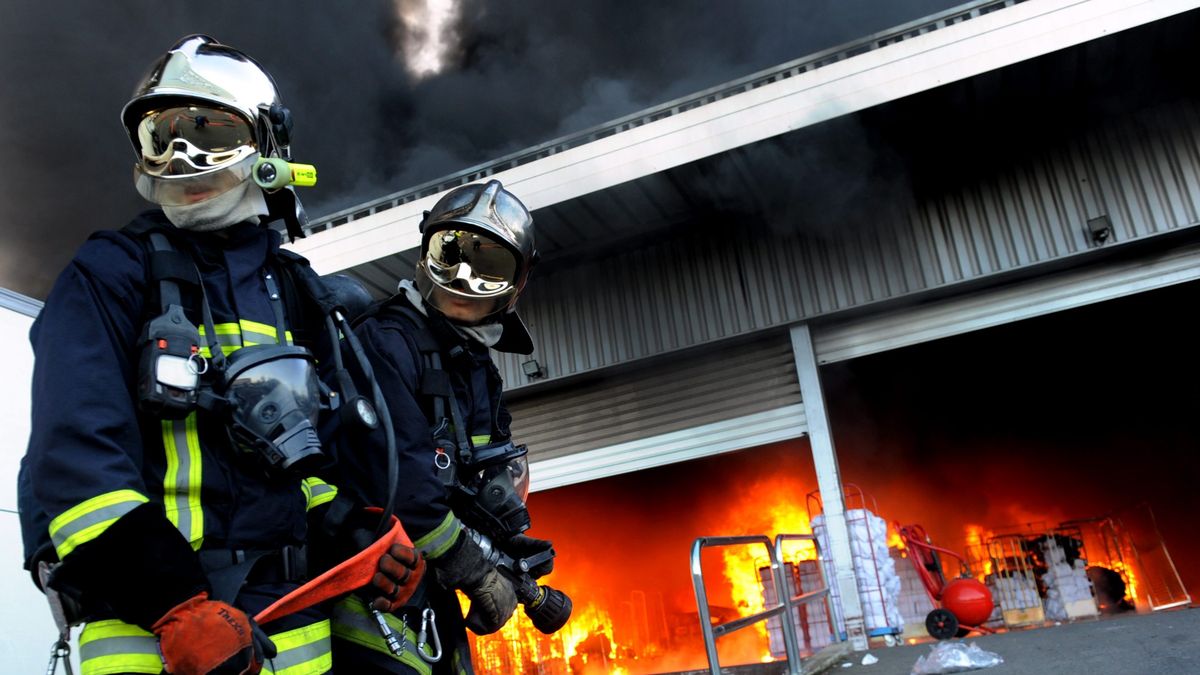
424, 229, 519, 299
221, 346, 326, 474
132, 105, 259, 206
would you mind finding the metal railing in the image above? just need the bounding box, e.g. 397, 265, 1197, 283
306, 0, 1026, 235
691, 533, 838, 675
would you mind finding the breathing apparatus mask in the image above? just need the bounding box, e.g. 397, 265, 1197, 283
453, 440, 532, 542
217, 345, 327, 474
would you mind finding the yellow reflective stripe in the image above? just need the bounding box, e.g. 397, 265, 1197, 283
238, 319, 291, 346
263, 619, 332, 675
414, 511, 462, 560
49, 490, 149, 559
198, 323, 244, 357
79, 620, 161, 675
302, 477, 338, 511
331, 596, 430, 675
162, 414, 204, 549
470, 434, 491, 447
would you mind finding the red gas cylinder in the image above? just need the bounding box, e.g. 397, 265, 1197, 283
942, 577, 994, 626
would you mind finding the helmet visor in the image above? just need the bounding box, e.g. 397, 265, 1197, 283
135, 105, 257, 178
425, 229, 518, 298
133, 152, 257, 206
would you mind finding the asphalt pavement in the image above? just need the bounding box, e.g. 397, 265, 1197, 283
822, 608, 1200, 675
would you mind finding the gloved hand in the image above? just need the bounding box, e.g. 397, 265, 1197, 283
369, 542, 426, 612
432, 534, 517, 635
309, 496, 425, 610
153, 591, 277, 675
505, 534, 555, 579
462, 568, 518, 635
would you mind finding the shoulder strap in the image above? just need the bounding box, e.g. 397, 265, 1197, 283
120, 216, 225, 371
120, 216, 200, 318
373, 298, 473, 464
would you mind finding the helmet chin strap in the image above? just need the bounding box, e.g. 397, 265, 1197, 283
162, 180, 269, 231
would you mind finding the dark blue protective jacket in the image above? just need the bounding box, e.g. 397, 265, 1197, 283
21, 210, 335, 570
332, 296, 511, 562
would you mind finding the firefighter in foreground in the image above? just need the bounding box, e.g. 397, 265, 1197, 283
18, 35, 422, 674
329, 180, 571, 673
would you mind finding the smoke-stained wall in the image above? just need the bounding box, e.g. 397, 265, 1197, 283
496, 94, 1200, 388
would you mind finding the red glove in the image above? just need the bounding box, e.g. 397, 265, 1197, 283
369, 543, 426, 612
153, 592, 276, 675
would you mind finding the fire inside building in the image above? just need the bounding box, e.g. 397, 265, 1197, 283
288, 1, 1200, 672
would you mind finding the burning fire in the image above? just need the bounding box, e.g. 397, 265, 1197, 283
965, 524, 995, 579
455, 438, 1184, 673
719, 483, 819, 645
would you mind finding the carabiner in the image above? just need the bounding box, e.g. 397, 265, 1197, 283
187, 351, 209, 376
45, 638, 73, 675
417, 607, 443, 663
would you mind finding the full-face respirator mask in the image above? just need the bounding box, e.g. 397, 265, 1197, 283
453, 440, 532, 542
217, 345, 328, 475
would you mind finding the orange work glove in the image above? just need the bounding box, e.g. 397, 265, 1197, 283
153, 592, 276, 675
368, 543, 426, 612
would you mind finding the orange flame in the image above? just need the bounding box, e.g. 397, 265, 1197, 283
965, 524, 995, 579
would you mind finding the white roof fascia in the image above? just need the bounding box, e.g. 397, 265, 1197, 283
290, 0, 1200, 275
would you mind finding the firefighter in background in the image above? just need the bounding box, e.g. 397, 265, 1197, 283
17, 35, 421, 674
330, 180, 565, 673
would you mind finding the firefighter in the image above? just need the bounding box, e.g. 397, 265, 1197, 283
17, 35, 421, 675
329, 180, 560, 673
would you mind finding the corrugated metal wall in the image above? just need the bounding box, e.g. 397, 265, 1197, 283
495, 97, 1200, 387
507, 333, 799, 464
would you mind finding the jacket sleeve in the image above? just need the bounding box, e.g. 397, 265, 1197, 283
24, 232, 155, 562
336, 317, 463, 561
24, 232, 211, 627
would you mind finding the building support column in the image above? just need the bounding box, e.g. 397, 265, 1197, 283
789, 323, 867, 651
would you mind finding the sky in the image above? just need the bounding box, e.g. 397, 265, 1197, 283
0, 0, 965, 300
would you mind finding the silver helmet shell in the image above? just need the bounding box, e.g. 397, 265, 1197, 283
120, 35, 288, 206
416, 180, 538, 319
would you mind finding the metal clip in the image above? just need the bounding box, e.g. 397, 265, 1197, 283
433, 447, 452, 470
45, 638, 73, 675
371, 608, 407, 657
187, 351, 208, 376
417, 607, 442, 663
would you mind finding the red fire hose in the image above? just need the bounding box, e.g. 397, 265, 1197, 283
255, 515, 413, 625
895, 523, 995, 640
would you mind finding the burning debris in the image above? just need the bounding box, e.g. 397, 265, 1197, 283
460, 440, 1193, 673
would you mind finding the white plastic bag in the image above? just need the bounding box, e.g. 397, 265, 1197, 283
910, 641, 1004, 674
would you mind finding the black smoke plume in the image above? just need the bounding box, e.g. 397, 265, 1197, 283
0, 0, 961, 298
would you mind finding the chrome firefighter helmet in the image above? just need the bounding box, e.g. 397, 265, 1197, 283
415, 180, 538, 321
120, 34, 297, 208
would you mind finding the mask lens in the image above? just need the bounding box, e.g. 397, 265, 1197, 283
136, 105, 256, 177
226, 352, 321, 439
507, 455, 530, 502
425, 229, 517, 297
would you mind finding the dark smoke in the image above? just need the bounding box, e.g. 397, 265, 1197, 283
1, 0, 962, 299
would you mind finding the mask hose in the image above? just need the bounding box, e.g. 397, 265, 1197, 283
333, 312, 399, 539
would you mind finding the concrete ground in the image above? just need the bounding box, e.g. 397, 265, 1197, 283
821, 608, 1200, 675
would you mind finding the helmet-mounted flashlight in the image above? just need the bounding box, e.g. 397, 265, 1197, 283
254, 157, 317, 189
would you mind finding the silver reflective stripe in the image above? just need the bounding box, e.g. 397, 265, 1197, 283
198, 325, 244, 355
267, 636, 329, 673
79, 634, 159, 660
240, 328, 277, 345
415, 512, 462, 560
166, 418, 194, 540
49, 498, 143, 555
